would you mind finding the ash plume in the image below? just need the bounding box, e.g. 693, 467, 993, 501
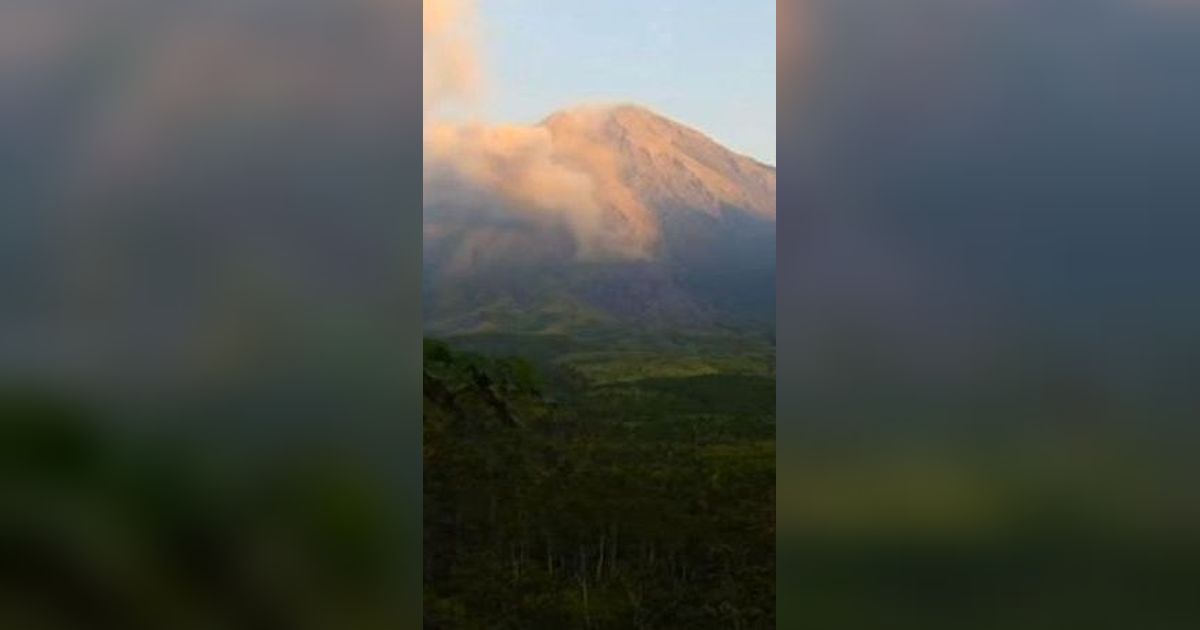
422, 0, 657, 260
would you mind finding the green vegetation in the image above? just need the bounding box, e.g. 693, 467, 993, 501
0, 389, 413, 629
423, 338, 775, 629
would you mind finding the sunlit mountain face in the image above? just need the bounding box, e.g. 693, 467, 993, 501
423, 104, 776, 335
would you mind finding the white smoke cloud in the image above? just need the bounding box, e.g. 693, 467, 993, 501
423, 0, 482, 116
422, 0, 654, 260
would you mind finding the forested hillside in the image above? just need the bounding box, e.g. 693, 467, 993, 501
423, 339, 775, 629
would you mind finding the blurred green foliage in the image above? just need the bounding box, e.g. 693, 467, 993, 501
0, 388, 413, 630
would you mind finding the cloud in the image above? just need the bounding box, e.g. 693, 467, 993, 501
425, 122, 603, 253
422, 0, 653, 260
423, 0, 482, 115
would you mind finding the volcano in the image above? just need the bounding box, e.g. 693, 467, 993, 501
423, 104, 776, 335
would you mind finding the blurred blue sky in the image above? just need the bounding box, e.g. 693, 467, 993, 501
478, 0, 776, 164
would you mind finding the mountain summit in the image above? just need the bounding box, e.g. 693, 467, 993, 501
424, 104, 776, 334
540, 104, 775, 222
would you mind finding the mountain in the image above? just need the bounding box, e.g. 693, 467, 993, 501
423, 104, 776, 335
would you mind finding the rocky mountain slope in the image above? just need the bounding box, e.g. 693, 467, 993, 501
423, 105, 776, 334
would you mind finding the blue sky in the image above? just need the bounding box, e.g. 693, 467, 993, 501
478, 0, 776, 164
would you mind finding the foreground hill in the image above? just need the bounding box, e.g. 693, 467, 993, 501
423, 339, 775, 628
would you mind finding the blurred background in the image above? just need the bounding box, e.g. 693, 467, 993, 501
7, 0, 1200, 628
1, 1, 423, 627
779, 0, 1200, 627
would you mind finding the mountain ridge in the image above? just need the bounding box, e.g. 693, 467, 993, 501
539, 103, 776, 224
424, 103, 776, 336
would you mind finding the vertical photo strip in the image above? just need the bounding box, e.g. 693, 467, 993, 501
423, 1, 777, 627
